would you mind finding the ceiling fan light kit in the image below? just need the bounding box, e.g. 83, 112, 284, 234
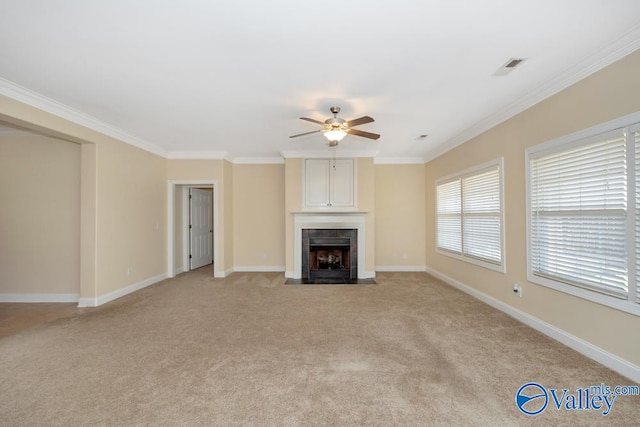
324, 128, 347, 143
290, 106, 380, 147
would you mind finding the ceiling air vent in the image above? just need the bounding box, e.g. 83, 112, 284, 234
493, 57, 527, 76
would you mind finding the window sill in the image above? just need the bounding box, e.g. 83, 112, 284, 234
436, 248, 505, 274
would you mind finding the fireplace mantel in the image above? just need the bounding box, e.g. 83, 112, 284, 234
290, 212, 367, 279
291, 211, 368, 215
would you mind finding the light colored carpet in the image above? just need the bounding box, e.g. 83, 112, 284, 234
0, 270, 636, 426
0, 302, 80, 338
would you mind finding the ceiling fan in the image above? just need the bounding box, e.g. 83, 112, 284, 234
289, 107, 380, 147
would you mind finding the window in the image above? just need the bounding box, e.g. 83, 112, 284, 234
527, 112, 640, 315
635, 123, 640, 304
436, 159, 504, 272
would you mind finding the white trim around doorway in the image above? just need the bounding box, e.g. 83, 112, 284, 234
167, 180, 222, 278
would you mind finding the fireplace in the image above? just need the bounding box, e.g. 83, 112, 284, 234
302, 229, 357, 283
291, 212, 369, 281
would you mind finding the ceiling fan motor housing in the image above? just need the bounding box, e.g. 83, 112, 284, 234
325, 117, 345, 126
289, 106, 380, 143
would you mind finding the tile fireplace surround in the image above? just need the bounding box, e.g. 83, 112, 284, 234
291, 212, 368, 280
302, 228, 357, 282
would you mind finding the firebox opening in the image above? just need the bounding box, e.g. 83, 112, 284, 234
301, 228, 358, 284
310, 247, 350, 271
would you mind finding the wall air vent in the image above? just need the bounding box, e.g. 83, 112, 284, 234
493, 57, 527, 76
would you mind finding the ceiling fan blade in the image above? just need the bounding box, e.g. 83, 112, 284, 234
299, 117, 325, 125
289, 130, 322, 138
345, 116, 374, 127
346, 128, 380, 140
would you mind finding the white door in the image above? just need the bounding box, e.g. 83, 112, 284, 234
190, 188, 213, 269
305, 159, 331, 207
330, 159, 354, 207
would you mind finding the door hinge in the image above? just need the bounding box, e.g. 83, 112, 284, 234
189, 254, 192, 259
189, 195, 192, 199
189, 224, 192, 229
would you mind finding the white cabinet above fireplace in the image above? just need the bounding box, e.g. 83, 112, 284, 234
304, 158, 355, 209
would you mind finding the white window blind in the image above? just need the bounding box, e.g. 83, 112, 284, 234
463, 167, 502, 263
528, 116, 640, 314
436, 160, 503, 270
634, 124, 640, 303
436, 180, 462, 253
530, 130, 627, 298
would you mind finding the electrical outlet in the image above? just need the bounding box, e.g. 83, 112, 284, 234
127, 267, 132, 276
513, 283, 522, 297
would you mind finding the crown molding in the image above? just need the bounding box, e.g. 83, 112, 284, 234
423, 23, 640, 163
0, 77, 168, 158
281, 149, 379, 159
0, 125, 33, 136
166, 151, 228, 160
165, 153, 286, 164
374, 157, 425, 165
233, 157, 285, 164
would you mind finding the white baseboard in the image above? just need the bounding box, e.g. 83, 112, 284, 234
0, 293, 80, 303
174, 267, 185, 275
232, 266, 286, 273
78, 273, 167, 308
424, 267, 640, 383
376, 266, 427, 272
362, 271, 377, 279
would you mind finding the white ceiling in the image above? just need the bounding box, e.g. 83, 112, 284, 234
1, 1, 639, 162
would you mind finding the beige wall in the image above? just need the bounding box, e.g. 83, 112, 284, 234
80, 143, 97, 300
223, 160, 234, 273
0, 96, 169, 301
174, 186, 184, 271
284, 158, 302, 274
167, 159, 224, 181
95, 140, 167, 296
425, 50, 640, 365
357, 158, 376, 274
0, 133, 81, 295
233, 164, 285, 268
375, 164, 425, 268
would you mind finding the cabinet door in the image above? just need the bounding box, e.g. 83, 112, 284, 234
305, 159, 330, 207
330, 159, 354, 207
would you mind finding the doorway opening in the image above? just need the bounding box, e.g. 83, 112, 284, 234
167, 180, 221, 278
188, 187, 213, 270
